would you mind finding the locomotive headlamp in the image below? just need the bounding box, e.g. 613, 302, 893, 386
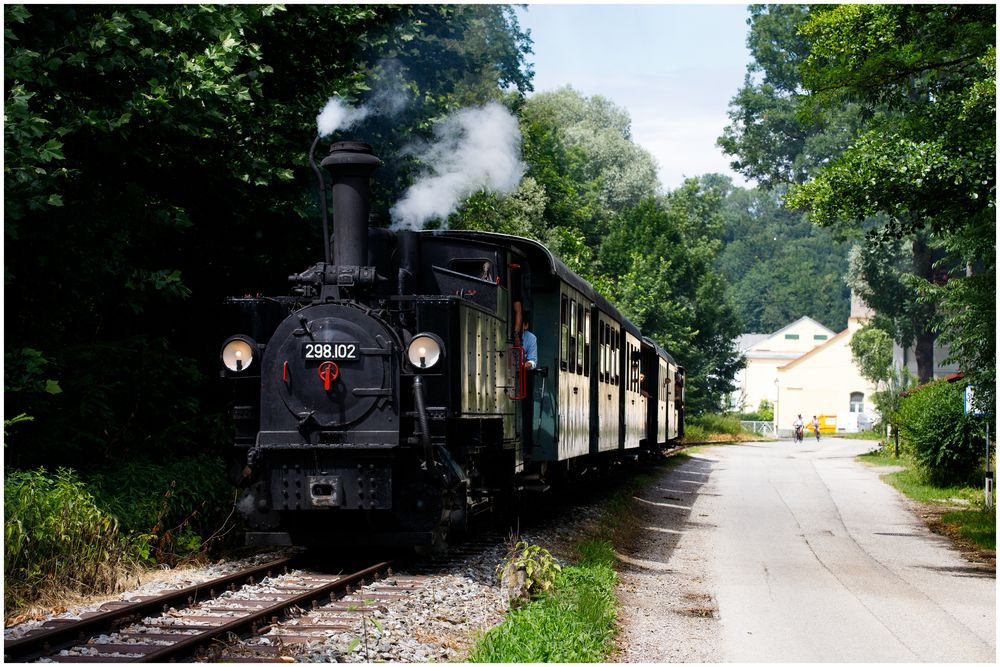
221, 335, 259, 372
406, 333, 444, 370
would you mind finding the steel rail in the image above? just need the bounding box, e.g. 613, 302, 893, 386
4, 556, 294, 663
137, 560, 392, 662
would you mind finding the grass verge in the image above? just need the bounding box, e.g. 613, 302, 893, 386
468, 456, 686, 662
468, 540, 618, 662
858, 449, 995, 554
682, 413, 766, 444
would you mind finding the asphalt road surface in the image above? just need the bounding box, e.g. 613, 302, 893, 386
695, 438, 995, 662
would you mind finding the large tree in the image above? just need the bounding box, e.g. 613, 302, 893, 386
714, 182, 850, 333
786, 4, 995, 399
597, 180, 744, 413
721, 4, 994, 388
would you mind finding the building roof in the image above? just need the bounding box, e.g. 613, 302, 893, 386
735, 333, 769, 352
735, 316, 836, 355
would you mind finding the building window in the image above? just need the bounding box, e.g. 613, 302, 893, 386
785, 334, 800, 340
814, 334, 828, 340
850, 392, 864, 413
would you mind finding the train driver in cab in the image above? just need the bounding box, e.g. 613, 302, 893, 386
521, 318, 538, 370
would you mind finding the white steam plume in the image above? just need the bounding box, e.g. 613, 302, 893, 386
316, 97, 369, 137
316, 64, 409, 137
390, 103, 525, 230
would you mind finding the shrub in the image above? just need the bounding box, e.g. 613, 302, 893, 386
497, 541, 562, 608
737, 399, 774, 422
896, 379, 985, 486
687, 413, 746, 437
4, 467, 133, 613
85, 455, 236, 564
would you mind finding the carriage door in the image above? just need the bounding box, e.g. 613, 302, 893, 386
558, 289, 590, 460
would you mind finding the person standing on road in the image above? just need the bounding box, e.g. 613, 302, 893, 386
811, 415, 820, 441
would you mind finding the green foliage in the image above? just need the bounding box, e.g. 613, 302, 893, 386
896, 379, 987, 486
85, 455, 235, 564
716, 184, 851, 333
596, 182, 744, 413
718, 4, 863, 188
850, 324, 893, 387
786, 4, 995, 390
724, 4, 994, 398
738, 399, 773, 422
472, 540, 617, 663
4, 4, 533, 470
4, 467, 133, 613
497, 540, 563, 602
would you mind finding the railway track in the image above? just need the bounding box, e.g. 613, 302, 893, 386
4, 557, 395, 663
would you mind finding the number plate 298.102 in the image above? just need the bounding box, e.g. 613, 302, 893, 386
301, 342, 359, 360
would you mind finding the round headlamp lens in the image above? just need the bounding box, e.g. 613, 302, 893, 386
222, 337, 256, 372
407, 333, 443, 369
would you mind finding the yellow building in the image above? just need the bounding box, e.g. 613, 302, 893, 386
775, 314, 878, 434
734, 293, 961, 435
731, 316, 836, 414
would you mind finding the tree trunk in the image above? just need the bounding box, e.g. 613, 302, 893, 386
914, 330, 935, 383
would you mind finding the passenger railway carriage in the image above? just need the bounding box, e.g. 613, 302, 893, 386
220, 141, 684, 549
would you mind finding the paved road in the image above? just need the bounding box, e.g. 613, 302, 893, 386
696, 438, 995, 662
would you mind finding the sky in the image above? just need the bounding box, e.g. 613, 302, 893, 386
514, 3, 753, 192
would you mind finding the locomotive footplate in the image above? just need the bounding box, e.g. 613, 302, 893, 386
271, 464, 391, 511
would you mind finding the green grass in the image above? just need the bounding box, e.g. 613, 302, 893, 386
4, 467, 135, 614
682, 413, 766, 444
836, 429, 883, 440
942, 507, 996, 550
468, 540, 618, 663
469, 459, 685, 662
859, 449, 995, 551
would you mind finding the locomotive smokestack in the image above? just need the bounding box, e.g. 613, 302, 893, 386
320, 142, 381, 267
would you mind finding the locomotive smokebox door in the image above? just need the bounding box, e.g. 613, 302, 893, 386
267, 304, 394, 429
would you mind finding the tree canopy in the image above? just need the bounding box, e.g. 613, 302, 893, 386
4, 3, 534, 467
721, 4, 995, 400
5, 4, 748, 475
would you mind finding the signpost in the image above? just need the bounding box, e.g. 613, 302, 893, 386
965, 386, 992, 508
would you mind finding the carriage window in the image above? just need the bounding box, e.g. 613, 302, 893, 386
630, 345, 638, 392
600, 321, 607, 382
560, 295, 568, 371
576, 303, 585, 374
451, 259, 494, 282
611, 329, 621, 385
583, 311, 591, 377
568, 299, 577, 373
598, 321, 603, 382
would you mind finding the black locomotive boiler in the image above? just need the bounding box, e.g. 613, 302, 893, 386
220, 141, 684, 549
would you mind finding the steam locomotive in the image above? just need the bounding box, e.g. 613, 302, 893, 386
220, 141, 684, 549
